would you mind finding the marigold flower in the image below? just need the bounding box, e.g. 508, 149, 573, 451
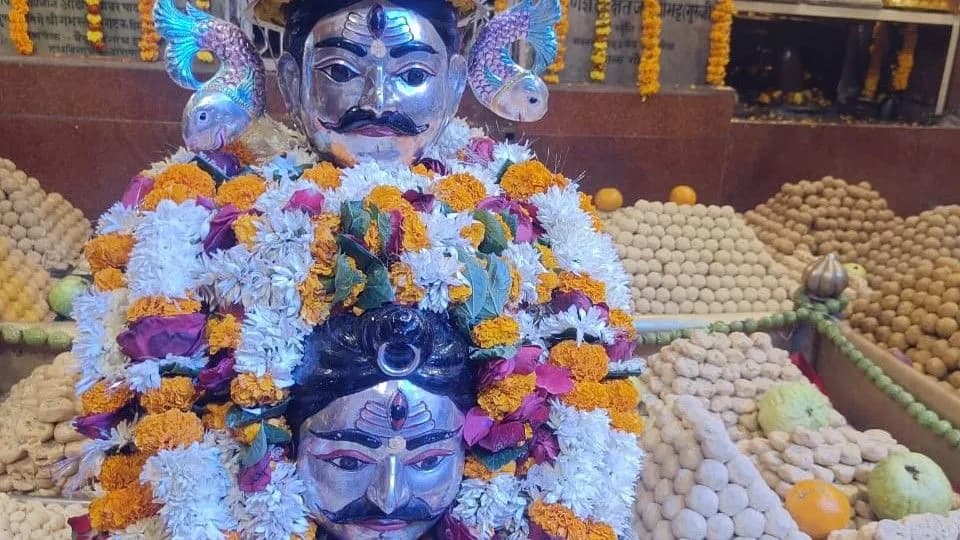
400, 208, 430, 252
99, 453, 148, 490
537, 244, 558, 269
232, 214, 259, 249
605, 379, 640, 411
84, 233, 135, 272
461, 222, 485, 248
508, 264, 522, 303
141, 376, 199, 414
236, 422, 261, 444
610, 409, 645, 435
435, 173, 488, 212
202, 401, 234, 430
141, 163, 215, 210
499, 161, 568, 200
310, 224, 339, 277
410, 163, 435, 178
93, 267, 126, 291
89, 485, 158, 531
363, 220, 381, 251
206, 314, 241, 354
587, 523, 617, 540
366, 185, 411, 212
81, 380, 133, 415
215, 174, 266, 211
230, 373, 285, 407
579, 192, 604, 231
299, 271, 334, 325
126, 296, 201, 322
448, 284, 472, 304
462, 455, 516, 481
390, 262, 425, 305
561, 381, 609, 411
537, 272, 560, 303
224, 140, 256, 166
133, 410, 204, 455
549, 340, 609, 382
302, 161, 342, 189
558, 271, 606, 304
528, 500, 589, 539
609, 308, 636, 340
471, 315, 520, 348
477, 373, 535, 420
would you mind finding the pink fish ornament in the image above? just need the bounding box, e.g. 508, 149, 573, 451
468, 0, 561, 122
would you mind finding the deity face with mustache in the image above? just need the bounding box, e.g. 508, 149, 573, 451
278, 0, 467, 165
297, 381, 465, 539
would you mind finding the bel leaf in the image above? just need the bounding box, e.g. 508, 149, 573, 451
356, 262, 395, 310
263, 423, 292, 445
240, 422, 268, 468
473, 446, 526, 472
332, 253, 364, 304
341, 201, 371, 238
337, 234, 377, 271
473, 211, 508, 255
458, 250, 489, 323
481, 255, 511, 318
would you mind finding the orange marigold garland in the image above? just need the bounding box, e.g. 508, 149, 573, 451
892, 24, 918, 92
589, 0, 613, 82
8, 0, 33, 55
138, 0, 160, 62
706, 0, 734, 86
543, 0, 570, 84
863, 22, 888, 100
637, 0, 662, 97
85, 0, 105, 52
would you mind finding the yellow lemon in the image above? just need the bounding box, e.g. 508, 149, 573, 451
669, 185, 697, 205
594, 188, 623, 212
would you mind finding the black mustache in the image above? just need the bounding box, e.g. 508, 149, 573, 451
321, 107, 429, 136
323, 495, 440, 524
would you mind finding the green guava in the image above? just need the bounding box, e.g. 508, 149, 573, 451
757, 382, 832, 435
47, 275, 89, 319
868, 452, 952, 520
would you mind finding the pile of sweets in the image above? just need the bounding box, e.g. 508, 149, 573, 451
69, 118, 647, 539
848, 256, 960, 395
603, 201, 796, 315
634, 395, 812, 540
641, 331, 809, 441
0, 353, 89, 497
0, 492, 87, 539
828, 511, 960, 539
858, 206, 960, 290
0, 237, 56, 322
0, 157, 91, 271
745, 177, 895, 263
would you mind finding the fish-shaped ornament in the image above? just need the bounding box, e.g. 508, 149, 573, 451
468, 0, 561, 122
154, 0, 266, 152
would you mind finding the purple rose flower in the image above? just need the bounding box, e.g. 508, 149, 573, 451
505, 393, 550, 426
239, 452, 272, 493
203, 204, 243, 253
476, 196, 539, 242
478, 357, 515, 390
116, 313, 206, 361
465, 137, 496, 163
511, 345, 541, 374
529, 428, 559, 465
463, 407, 494, 447
121, 174, 154, 208
550, 290, 593, 314
284, 189, 325, 216
478, 421, 526, 452
200, 150, 242, 177
196, 196, 217, 211
534, 364, 573, 395
73, 408, 132, 440
403, 190, 436, 213
605, 333, 636, 362
386, 209, 403, 257
198, 355, 236, 392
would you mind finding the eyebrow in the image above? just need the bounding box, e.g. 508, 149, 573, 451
315, 37, 367, 57
406, 429, 459, 451
310, 429, 382, 449
389, 41, 438, 58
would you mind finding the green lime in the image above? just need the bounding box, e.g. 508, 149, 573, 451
47, 331, 73, 351
729, 321, 744, 333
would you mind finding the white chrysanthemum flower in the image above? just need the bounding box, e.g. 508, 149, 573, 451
146, 148, 195, 176
423, 117, 472, 162
72, 289, 130, 393
530, 184, 589, 232
124, 360, 161, 393
111, 516, 170, 540
253, 177, 317, 213
141, 441, 236, 540
422, 209, 475, 250
516, 310, 545, 348
596, 430, 644, 537
238, 462, 308, 540
324, 160, 427, 211
451, 476, 528, 540
400, 247, 466, 312
234, 306, 311, 387
257, 154, 302, 184
502, 243, 547, 304
253, 208, 314, 262
538, 305, 616, 344
608, 357, 646, 375
97, 202, 141, 235
200, 245, 273, 310
126, 200, 211, 300
491, 140, 533, 172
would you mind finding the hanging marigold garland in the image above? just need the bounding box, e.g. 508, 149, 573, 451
637, 0, 662, 97
543, 0, 569, 84
589, 0, 613, 82
705, 0, 734, 86
892, 23, 918, 92
494, 0, 509, 12
862, 22, 887, 100
8, 0, 34, 55
138, 0, 160, 61
85, 0, 105, 52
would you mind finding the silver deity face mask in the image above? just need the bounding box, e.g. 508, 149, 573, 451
278, 1, 467, 166
297, 380, 465, 540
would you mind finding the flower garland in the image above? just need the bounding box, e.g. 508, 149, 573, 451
862, 22, 887, 100
892, 23, 918, 92
85, 0, 105, 52
706, 0, 734, 86
495, 0, 509, 12
637, 0, 662, 97
69, 118, 644, 539
8, 0, 33, 55
543, 0, 570, 84
138, 0, 160, 62
589, 0, 613, 82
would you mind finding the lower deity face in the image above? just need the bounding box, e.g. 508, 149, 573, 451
278, 0, 467, 166
296, 379, 466, 539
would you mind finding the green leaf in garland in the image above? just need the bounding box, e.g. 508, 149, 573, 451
473, 446, 526, 472
356, 262, 395, 310
481, 255, 511, 318
499, 210, 519, 239
495, 160, 514, 183
337, 234, 378, 271
473, 211, 508, 255
224, 400, 290, 429
470, 345, 519, 361
437, 202, 456, 215
371, 205, 394, 256
159, 364, 201, 378
457, 250, 489, 323
240, 422, 268, 468
341, 201, 371, 238
263, 423, 292, 445
333, 253, 365, 304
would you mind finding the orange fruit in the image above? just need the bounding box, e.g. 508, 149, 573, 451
669, 185, 697, 205
595, 187, 624, 211
785, 479, 851, 539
